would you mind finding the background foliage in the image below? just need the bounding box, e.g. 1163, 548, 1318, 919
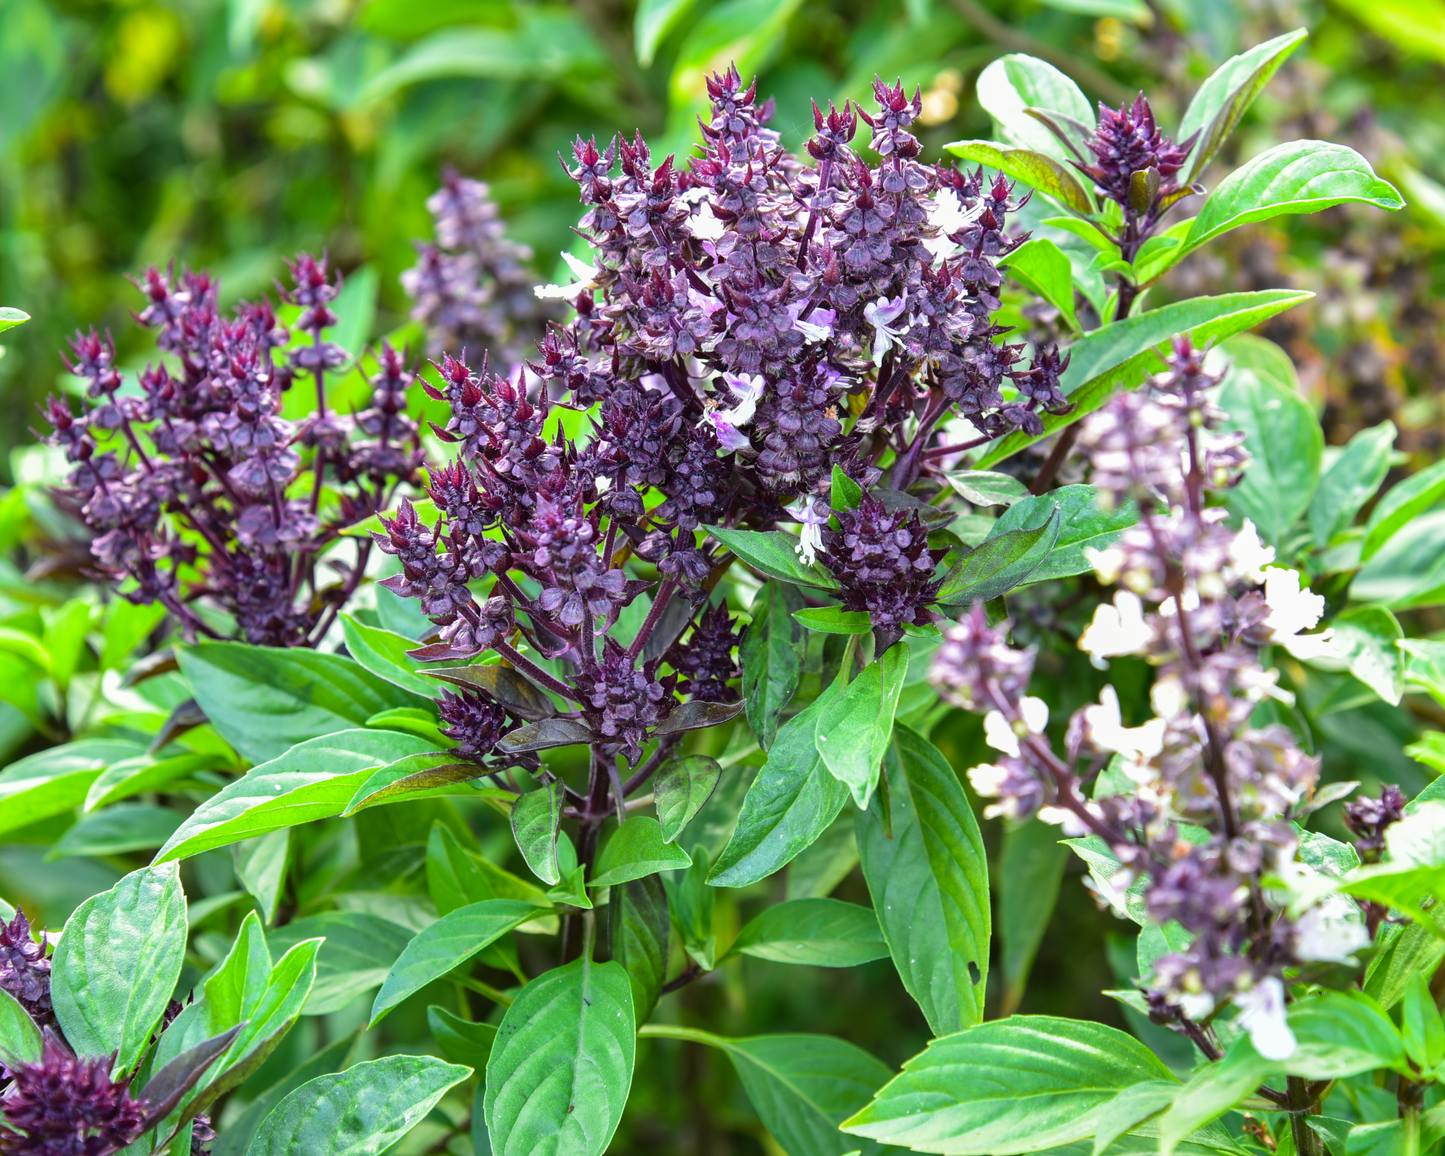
3, 0, 1445, 1153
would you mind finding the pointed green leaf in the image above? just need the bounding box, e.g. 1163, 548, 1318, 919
937, 504, 1061, 606
1220, 367, 1323, 544
607, 874, 669, 1022
485, 958, 635, 1156
987, 485, 1137, 585
741, 580, 807, 750
0, 738, 147, 838
0, 987, 42, 1068
794, 607, 873, 635
654, 755, 722, 844
831, 464, 863, 511
1333, 606, 1405, 705
1310, 421, 1396, 547
856, 725, 990, 1035
1005, 237, 1078, 329
706, 525, 840, 589
727, 898, 887, 967
84, 751, 222, 812
234, 829, 291, 923
48, 803, 183, 859
592, 816, 693, 886
945, 470, 1029, 508
511, 781, 565, 885
1363, 457, 1445, 561
944, 141, 1093, 215
267, 913, 413, 1015
975, 54, 1094, 163
816, 645, 909, 810
999, 817, 1071, 1016
340, 614, 439, 698
429, 1006, 497, 1069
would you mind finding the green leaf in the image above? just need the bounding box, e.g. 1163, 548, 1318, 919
370, 899, 539, 1026
937, 503, 1061, 606
668, 849, 717, 970
592, 816, 693, 886
1403, 972, 1445, 1071
607, 874, 669, 1022
0, 307, 31, 333
709, 689, 853, 889
1006, 238, 1078, 330
50, 862, 188, 1075
340, 614, 439, 698
249, 1055, 472, 1156
511, 781, 565, 885
816, 644, 909, 809
1220, 368, 1324, 545
1131, 221, 1194, 284
974, 54, 1094, 163
945, 470, 1030, 508
1363, 457, 1445, 561
999, 817, 1071, 1016
485, 958, 635, 1156
1177, 29, 1310, 184
1310, 421, 1396, 547
727, 898, 887, 967
424, 822, 557, 935
0, 986, 42, 1067
429, 1006, 497, 1069
842, 1015, 1175, 1152
651, 1026, 895, 1156
635, 0, 701, 66
1286, 991, 1407, 1079
178, 642, 424, 764
343, 752, 509, 815
987, 485, 1137, 585
155, 730, 439, 861
1186, 141, 1403, 252
267, 914, 413, 1016
1157, 1040, 1275, 1156
234, 829, 290, 923
945, 141, 1093, 215
653, 755, 722, 844
831, 464, 864, 511
795, 606, 873, 635
1332, 606, 1405, 705
1365, 921, 1445, 1010
84, 751, 221, 812
856, 724, 990, 1036
48, 802, 182, 859
0, 738, 147, 838
977, 290, 1316, 468
742, 580, 807, 750
1092, 1081, 1180, 1156
706, 525, 840, 589
496, 716, 597, 753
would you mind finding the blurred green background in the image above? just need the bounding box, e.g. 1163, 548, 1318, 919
4, 1, 1445, 1148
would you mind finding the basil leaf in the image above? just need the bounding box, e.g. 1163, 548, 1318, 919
592, 816, 693, 886
741, 580, 807, 750
607, 873, 669, 1022
727, 898, 887, 967
653, 755, 722, 844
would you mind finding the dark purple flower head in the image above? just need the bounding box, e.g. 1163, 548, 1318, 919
0, 909, 51, 1024
859, 77, 923, 160
1343, 785, 1407, 862
806, 99, 858, 164
0, 1031, 149, 1156
1077, 94, 1195, 215
575, 639, 678, 764
436, 687, 513, 762
669, 602, 741, 702
820, 493, 945, 649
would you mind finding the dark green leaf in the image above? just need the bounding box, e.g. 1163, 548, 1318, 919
741, 580, 807, 750
593, 816, 693, 886
857, 725, 990, 1035
1363, 458, 1445, 561
727, 898, 887, 967
1157, 1039, 1277, 1155
666, 849, 717, 970
429, 1006, 498, 1068
485, 958, 635, 1156
0, 738, 147, 839
1092, 1081, 1181, 1156
1177, 29, 1309, 184
842, 1015, 1175, 1152
156, 730, 439, 861
989, 486, 1137, 585
1000, 817, 1071, 1016
1186, 142, 1403, 251
831, 464, 863, 511
422, 663, 558, 721
511, 781, 565, 885
496, 717, 595, 753
84, 751, 221, 812
937, 504, 1061, 606
343, 753, 509, 815
650, 698, 746, 735
1006, 238, 1079, 329
268, 913, 413, 1015
945, 141, 1093, 214
234, 829, 290, 923
1333, 606, 1405, 705
607, 874, 669, 1022
1403, 972, 1445, 1072
977, 290, 1315, 468
339, 614, 438, 698
50, 862, 188, 1074
1364, 921, 1445, 1010
177, 642, 423, 764
787, 813, 859, 901
1220, 368, 1323, 544
794, 607, 873, 635
370, 899, 539, 1025
249, 1055, 472, 1156
945, 470, 1030, 508
705, 525, 840, 589
654, 755, 722, 844
0, 987, 42, 1067
137, 1023, 247, 1122
210, 1035, 357, 1156
709, 688, 852, 889
816, 644, 909, 809
48, 803, 182, 859
1309, 421, 1395, 547
1286, 991, 1406, 1079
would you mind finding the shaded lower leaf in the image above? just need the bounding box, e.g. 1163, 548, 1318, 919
607, 873, 669, 1023
429, 1005, 498, 1069
937, 504, 1061, 606
727, 898, 887, 967
268, 913, 413, 1016
423, 662, 559, 721
0, 987, 42, 1067
999, 817, 1070, 1016
47, 803, 182, 859
343, 753, 511, 815
248, 1054, 472, 1156
496, 717, 596, 753
741, 580, 807, 750
987, 486, 1137, 585
511, 781, 565, 885
485, 957, 636, 1156
654, 755, 722, 844
705, 525, 840, 590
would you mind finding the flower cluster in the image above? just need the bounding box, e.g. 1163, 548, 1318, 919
402, 169, 552, 370
42, 256, 423, 647
0, 909, 50, 1026
932, 338, 1354, 1064
0, 1032, 150, 1156
376, 67, 1084, 773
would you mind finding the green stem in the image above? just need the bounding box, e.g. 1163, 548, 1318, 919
455, 975, 514, 1007
638, 1023, 725, 1046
